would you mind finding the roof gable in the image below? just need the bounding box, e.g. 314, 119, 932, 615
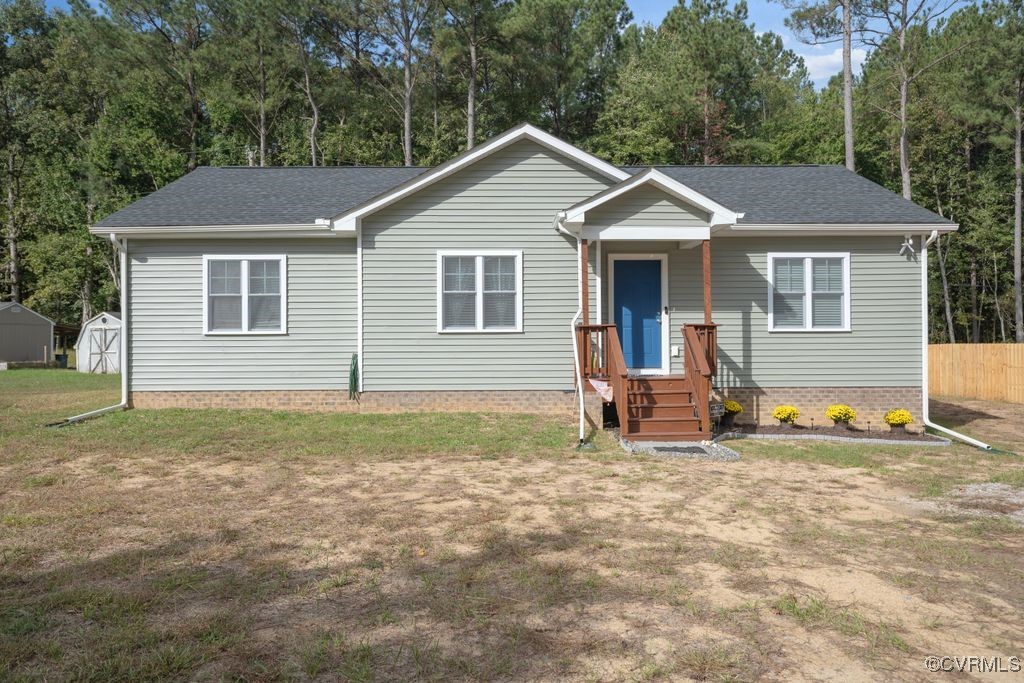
330, 124, 630, 232
563, 168, 740, 229
0, 302, 55, 326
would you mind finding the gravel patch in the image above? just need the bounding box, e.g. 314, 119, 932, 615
945, 483, 1024, 523
622, 439, 741, 461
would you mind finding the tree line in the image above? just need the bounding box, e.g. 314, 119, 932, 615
1, 0, 1021, 343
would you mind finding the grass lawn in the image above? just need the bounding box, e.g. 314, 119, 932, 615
2, 370, 1023, 681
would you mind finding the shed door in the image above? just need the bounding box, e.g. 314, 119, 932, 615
89, 328, 119, 373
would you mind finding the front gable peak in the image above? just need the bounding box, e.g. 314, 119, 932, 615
562, 168, 741, 232
331, 124, 630, 232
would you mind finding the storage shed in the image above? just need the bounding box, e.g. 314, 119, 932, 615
75, 311, 122, 373
0, 302, 54, 363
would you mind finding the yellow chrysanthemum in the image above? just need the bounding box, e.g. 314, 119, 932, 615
723, 400, 743, 414
772, 405, 800, 424
825, 404, 857, 423
884, 408, 913, 426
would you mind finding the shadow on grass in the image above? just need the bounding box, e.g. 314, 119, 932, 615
2, 519, 756, 681
929, 399, 998, 429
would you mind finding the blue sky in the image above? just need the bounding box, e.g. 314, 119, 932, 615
44, 0, 860, 88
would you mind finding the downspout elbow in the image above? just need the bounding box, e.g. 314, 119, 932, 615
920, 233, 991, 450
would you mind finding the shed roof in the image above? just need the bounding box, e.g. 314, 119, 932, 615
0, 302, 55, 326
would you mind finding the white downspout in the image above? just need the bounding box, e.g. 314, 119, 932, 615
54, 233, 129, 426
920, 231, 991, 450
556, 211, 587, 445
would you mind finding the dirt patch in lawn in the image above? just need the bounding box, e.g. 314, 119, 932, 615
5, 449, 1022, 681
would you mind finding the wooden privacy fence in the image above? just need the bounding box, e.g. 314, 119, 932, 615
929, 344, 1024, 403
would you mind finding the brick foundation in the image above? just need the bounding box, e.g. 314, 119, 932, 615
130, 389, 603, 421
129, 386, 916, 430
717, 386, 923, 427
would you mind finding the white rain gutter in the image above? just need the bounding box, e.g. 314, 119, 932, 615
919, 231, 991, 450
556, 211, 587, 445
54, 233, 129, 427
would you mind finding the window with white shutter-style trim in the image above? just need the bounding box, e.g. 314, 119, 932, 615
767, 253, 850, 332
203, 255, 287, 335
437, 250, 523, 333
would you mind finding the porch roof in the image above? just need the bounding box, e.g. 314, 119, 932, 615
561, 168, 741, 241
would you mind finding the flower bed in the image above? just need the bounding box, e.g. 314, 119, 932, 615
721, 423, 948, 444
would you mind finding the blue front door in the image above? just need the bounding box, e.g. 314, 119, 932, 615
613, 259, 663, 370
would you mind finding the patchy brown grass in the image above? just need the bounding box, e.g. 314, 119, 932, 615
1, 370, 1023, 681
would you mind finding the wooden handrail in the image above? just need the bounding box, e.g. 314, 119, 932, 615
577, 323, 629, 431
683, 326, 713, 378
682, 323, 718, 434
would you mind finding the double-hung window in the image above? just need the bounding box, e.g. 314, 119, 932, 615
768, 253, 850, 331
437, 250, 522, 332
203, 255, 287, 334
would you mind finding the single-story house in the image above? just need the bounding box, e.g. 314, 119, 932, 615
0, 302, 54, 364
75, 311, 122, 374
89, 124, 955, 441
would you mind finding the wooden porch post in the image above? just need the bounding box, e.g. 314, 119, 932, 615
580, 238, 590, 325
702, 239, 712, 324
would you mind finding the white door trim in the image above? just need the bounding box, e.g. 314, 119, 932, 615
607, 253, 670, 375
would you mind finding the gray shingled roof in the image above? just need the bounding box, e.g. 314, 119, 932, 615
94, 166, 429, 228
94, 161, 951, 229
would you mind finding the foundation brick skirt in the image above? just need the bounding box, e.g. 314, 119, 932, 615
717, 386, 923, 427
130, 389, 603, 418
130, 387, 913, 429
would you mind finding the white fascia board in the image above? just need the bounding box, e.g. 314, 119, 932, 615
89, 224, 337, 239
581, 226, 711, 241
564, 168, 740, 229
724, 223, 958, 235
330, 123, 631, 232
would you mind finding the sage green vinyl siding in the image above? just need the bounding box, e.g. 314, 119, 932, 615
600, 237, 921, 387
585, 184, 709, 229
128, 238, 356, 390
362, 140, 612, 391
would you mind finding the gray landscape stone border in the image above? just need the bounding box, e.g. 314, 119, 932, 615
713, 430, 951, 447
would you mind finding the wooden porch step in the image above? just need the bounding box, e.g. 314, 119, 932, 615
625, 431, 707, 442
628, 402, 697, 419
626, 415, 702, 435
627, 375, 690, 391
628, 390, 696, 406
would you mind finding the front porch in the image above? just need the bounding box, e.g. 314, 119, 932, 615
576, 238, 719, 441
563, 170, 735, 441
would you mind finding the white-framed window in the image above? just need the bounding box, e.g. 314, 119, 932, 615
437, 250, 523, 333
202, 255, 287, 335
767, 252, 850, 332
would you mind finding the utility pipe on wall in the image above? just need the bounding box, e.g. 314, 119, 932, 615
555, 211, 587, 444
53, 234, 129, 426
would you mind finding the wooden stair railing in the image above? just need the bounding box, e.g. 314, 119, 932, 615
682, 323, 718, 434
576, 323, 629, 431
578, 323, 717, 440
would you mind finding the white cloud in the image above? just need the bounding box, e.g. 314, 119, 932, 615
799, 47, 869, 87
